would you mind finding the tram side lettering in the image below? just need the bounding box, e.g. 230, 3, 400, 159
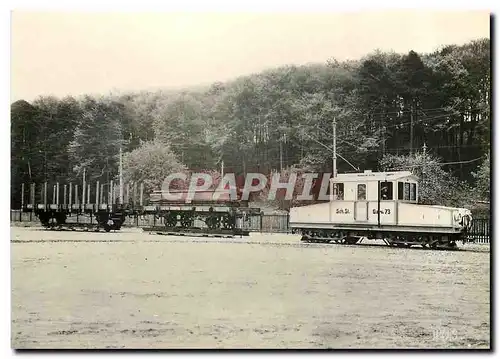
373, 208, 391, 215
336, 208, 351, 214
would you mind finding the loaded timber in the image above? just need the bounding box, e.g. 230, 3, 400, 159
142, 188, 260, 237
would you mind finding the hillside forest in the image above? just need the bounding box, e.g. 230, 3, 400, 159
11, 38, 491, 211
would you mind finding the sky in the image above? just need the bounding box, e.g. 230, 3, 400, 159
10, 10, 490, 102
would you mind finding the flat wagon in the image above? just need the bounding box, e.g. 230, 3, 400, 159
18, 180, 261, 237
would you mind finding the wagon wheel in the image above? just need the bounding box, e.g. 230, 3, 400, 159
205, 207, 216, 230
425, 235, 437, 249
55, 213, 67, 229
48, 216, 58, 230
421, 236, 431, 249
212, 217, 220, 229
206, 216, 214, 229
164, 212, 178, 227
180, 212, 194, 228
216, 215, 223, 229
39, 217, 50, 228
221, 214, 235, 229
345, 236, 359, 245
106, 218, 115, 232
385, 235, 395, 246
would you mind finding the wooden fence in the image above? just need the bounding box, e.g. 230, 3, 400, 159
466, 218, 490, 244
10, 210, 490, 243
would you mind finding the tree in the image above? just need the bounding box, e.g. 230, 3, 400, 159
379, 150, 473, 208
472, 152, 490, 201
11, 96, 82, 206
68, 96, 127, 183
31, 96, 82, 183
9, 38, 491, 210
112, 90, 165, 151
11, 100, 39, 207
423, 38, 490, 180
122, 140, 186, 194
152, 92, 216, 170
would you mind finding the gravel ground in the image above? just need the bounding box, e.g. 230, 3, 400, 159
11, 227, 490, 349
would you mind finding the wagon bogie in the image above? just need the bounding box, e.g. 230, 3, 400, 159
179, 212, 194, 228
296, 226, 460, 250
163, 212, 178, 228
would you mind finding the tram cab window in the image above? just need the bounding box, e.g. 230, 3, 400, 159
357, 184, 366, 200
333, 183, 344, 200
380, 181, 393, 200
398, 181, 415, 201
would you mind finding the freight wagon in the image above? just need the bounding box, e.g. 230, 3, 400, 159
19, 181, 261, 237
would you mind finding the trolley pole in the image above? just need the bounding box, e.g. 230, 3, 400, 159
332, 117, 337, 178
330, 117, 337, 205
332, 117, 338, 202
410, 106, 414, 155
119, 147, 124, 205
82, 168, 86, 207
279, 136, 283, 173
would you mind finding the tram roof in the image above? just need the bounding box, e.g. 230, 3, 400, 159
331, 170, 418, 182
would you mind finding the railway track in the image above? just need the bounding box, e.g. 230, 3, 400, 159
142, 226, 251, 238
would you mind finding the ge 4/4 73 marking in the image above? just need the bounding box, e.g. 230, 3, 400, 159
373, 209, 391, 215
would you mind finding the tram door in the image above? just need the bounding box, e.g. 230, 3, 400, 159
354, 183, 368, 221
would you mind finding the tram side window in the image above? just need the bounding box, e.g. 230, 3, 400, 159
380, 181, 393, 200
398, 181, 413, 200
410, 183, 417, 201
333, 183, 344, 200
398, 182, 404, 200
357, 184, 366, 200
404, 183, 411, 200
